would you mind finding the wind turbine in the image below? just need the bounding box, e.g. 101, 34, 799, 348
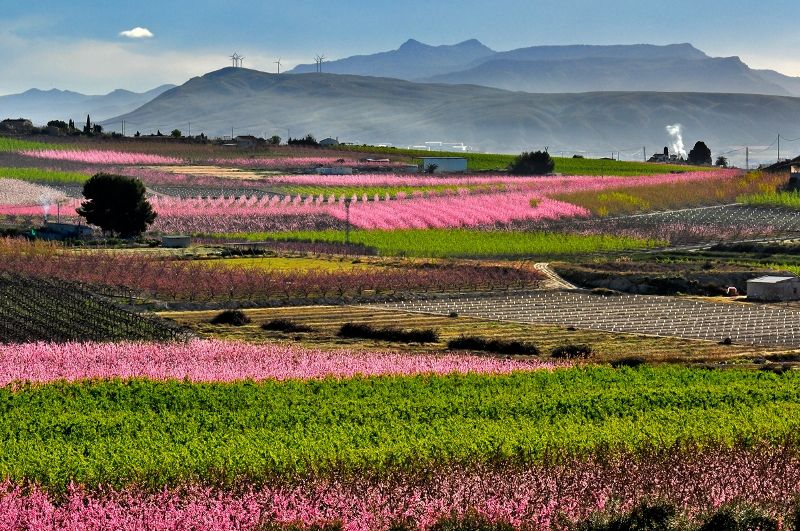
239, 55, 245, 68
230, 52, 240, 67
275, 58, 282, 74
314, 54, 326, 73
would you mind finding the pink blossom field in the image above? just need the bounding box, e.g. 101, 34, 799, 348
1, 446, 798, 530
0, 340, 560, 385
0, 166, 739, 232
20, 149, 183, 165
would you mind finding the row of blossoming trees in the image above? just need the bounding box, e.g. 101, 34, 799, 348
0, 239, 542, 303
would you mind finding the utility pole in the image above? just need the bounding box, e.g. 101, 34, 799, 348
643, 146, 646, 162
231, 127, 234, 140
121, 120, 125, 137
344, 198, 352, 249
745, 147, 749, 170
778, 133, 781, 162
188, 121, 191, 137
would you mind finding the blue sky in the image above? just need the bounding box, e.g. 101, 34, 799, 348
2, 0, 800, 94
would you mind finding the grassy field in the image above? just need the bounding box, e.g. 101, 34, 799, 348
212, 229, 663, 258
335, 145, 703, 174
739, 190, 800, 209
200, 255, 382, 272
0, 137, 66, 152
4, 366, 800, 491
0, 166, 89, 184
162, 305, 789, 364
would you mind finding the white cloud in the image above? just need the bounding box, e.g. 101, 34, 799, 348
119, 27, 154, 39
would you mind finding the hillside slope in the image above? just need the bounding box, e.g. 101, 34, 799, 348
103, 67, 800, 154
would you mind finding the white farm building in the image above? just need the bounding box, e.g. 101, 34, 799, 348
746, 276, 800, 301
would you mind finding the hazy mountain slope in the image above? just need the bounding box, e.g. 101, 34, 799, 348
0, 84, 176, 125
478, 43, 708, 64
422, 56, 790, 95
753, 69, 800, 97
103, 68, 800, 155
288, 39, 797, 96
289, 39, 495, 79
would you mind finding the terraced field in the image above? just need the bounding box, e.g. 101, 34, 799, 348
375, 290, 800, 348
0, 273, 187, 343
162, 304, 792, 364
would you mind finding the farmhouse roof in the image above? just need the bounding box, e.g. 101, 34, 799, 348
748, 276, 799, 284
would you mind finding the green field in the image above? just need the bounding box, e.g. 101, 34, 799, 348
203, 255, 380, 272
336, 145, 702, 175
0, 137, 66, 152
740, 190, 800, 209
0, 166, 89, 184
3, 366, 800, 491
212, 229, 662, 258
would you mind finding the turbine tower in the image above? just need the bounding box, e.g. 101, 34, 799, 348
275, 58, 282, 74
314, 54, 326, 73
230, 52, 240, 67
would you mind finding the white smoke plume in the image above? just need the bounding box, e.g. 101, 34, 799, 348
665, 124, 687, 158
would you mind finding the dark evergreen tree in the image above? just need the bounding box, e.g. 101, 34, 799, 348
687, 141, 712, 165
508, 150, 555, 175
84, 114, 91, 134
77, 173, 156, 237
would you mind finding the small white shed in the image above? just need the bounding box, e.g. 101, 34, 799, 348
746, 276, 800, 301
416, 157, 468, 173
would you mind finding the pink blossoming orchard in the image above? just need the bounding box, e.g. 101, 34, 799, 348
1, 138, 800, 530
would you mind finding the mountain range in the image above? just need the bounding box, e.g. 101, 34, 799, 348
4, 40, 800, 159
291, 40, 800, 96
101, 67, 800, 156
0, 85, 175, 125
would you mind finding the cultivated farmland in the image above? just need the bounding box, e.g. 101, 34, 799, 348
2, 135, 800, 529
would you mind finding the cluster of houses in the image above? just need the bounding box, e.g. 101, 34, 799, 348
648, 146, 685, 163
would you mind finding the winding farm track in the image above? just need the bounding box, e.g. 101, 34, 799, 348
373, 290, 800, 348
533, 263, 577, 289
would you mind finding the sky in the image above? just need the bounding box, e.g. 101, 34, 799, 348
2, 0, 800, 95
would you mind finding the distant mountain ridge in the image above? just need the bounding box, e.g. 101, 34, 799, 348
289, 40, 800, 96
102, 67, 800, 156
0, 84, 176, 125
290, 39, 495, 79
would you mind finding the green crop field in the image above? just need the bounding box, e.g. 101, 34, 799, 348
0, 167, 89, 184
740, 190, 800, 209
3, 366, 800, 491
0, 137, 66, 152
202, 255, 381, 272
213, 229, 663, 258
